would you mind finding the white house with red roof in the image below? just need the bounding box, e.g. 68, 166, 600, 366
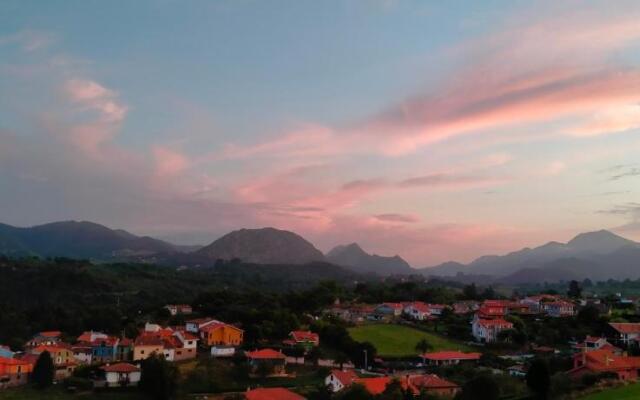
403, 302, 431, 320
325, 369, 358, 392
98, 363, 141, 388
574, 336, 620, 354
543, 300, 575, 317
609, 323, 640, 346
471, 314, 513, 343
421, 351, 482, 366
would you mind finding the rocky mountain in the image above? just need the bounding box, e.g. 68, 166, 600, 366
195, 227, 326, 265
326, 242, 413, 275
421, 230, 640, 282
0, 221, 181, 259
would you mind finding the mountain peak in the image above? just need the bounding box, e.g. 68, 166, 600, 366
567, 229, 636, 254
326, 243, 412, 275
196, 227, 325, 265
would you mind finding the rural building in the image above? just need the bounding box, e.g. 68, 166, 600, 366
471, 315, 513, 343
97, 363, 141, 388
569, 348, 640, 381
421, 351, 482, 366
325, 369, 358, 392
0, 357, 33, 389
245, 349, 287, 376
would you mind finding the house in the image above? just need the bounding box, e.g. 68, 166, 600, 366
245, 349, 287, 376
76, 331, 108, 343
477, 301, 507, 319
211, 346, 236, 358
452, 301, 479, 315
185, 318, 217, 334
375, 303, 405, 317
29, 344, 76, 380
325, 369, 358, 392
574, 336, 620, 354
0, 357, 33, 389
421, 351, 482, 366
403, 302, 431, 321
508, 365, 527, 378
285, 331, 319, 349
199, 321, 244, 347
569, 348, 640, 381
164, 304, 192, 316
116, 338, 134, 362
90, 337, 120, 363
245, 387, 306, 400
25, 331, 62, 349
133, 336, 164, 361
72, 344, 93, 365
520, 294, 560, 313
403, 374, 461, 397
608, 323, 640, 347
543, 300, 575, 317
428, 304, 447, 316
471, 315, 513, 343
96, 363, 141, 388
172, 331, 198, 361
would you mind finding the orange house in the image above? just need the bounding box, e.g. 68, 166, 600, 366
569, 348, 640, 381
0, 357, 33, 388
200, 322, 244, 347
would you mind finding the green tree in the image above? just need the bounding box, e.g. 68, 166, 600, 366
140, 354, 179, 400
526, 359, 551, 400
459, 375, 499, 400
32, 351, 55, 389
567, 280, 582, 298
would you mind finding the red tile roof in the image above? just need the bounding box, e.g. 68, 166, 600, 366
574, 349, 640, 372
134, 336, 164, 347
39, 331, 62, 338
406, 374, 460, 392
609, 323, 640, 335
245, 388, 305, 400
290, 331, 319, 343
422, 351, 482, 361
245, 349, 286, 360
101, 363, 140, 373
355, 377, 391, 395
330, 369, 358, 386
477, 318, 513, 328
0, 357, 32, 366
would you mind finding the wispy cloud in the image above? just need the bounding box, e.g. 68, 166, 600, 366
0, 29, 56, 52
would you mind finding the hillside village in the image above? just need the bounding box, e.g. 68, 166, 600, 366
3, 283, 640, 400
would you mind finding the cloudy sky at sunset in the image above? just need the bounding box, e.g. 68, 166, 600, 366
2, 1, 640, 266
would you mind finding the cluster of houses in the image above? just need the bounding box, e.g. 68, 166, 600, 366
326, 294, 578, 344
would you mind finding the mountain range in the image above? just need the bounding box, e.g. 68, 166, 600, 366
1, 220, 639, 282
421, 230, 640, 283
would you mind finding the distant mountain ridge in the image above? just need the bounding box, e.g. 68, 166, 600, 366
422, 230, 640, 282
0, 220, 182, 259
326, 242, 413, 275
195, 227, 326, 265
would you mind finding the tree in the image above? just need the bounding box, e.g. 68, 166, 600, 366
140, 354, 179, 400
32, 351, 55, 389
463, 284, 479, 300
415, 338, 432, 355
458, 375, 499, 400
567, 280, 582, 298
526, 358, 551, 400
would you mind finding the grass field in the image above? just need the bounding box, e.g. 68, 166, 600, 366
580, 383, 640, 400
348, 324, 473, 357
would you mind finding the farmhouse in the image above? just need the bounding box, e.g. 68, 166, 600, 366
471, 315, 513, 343
284, 331, 319, 349
245, 349, 287, 376
325, 369, 358, 392
608, 323, 640, 346
569, 348, 640, 381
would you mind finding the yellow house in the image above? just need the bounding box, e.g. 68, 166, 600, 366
200, 322, 244, 347
30, 345, 76, 380
133, 336, 164, 361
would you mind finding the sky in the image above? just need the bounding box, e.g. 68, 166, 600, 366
1, 0, 640, 266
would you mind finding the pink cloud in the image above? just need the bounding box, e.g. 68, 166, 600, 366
153, 146, 190, 177
567, 104, 640, 137
373, 213, 420, 223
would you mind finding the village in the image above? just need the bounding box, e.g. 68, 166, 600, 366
2, 288, 640, 400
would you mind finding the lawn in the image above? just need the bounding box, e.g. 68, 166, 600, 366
580, 382, 640, 400
348, 324, 473, 357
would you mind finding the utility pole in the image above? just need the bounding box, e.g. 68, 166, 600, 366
363, 349, 368, 371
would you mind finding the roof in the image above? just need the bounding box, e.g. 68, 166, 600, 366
422, 351, 482, 361
201, 322, 244, 333
290, 331, 319, 343
407, 302, 430, 313
245, 388, 305, 400
609, 323, 640, 334
245, 349, 286, 360
355, 377, 391, 395
477, 318, 513, 328
186, 317, 216, 326
330, 369, 358, 386
575, 349, 640, 371
0, 357, 32, 366
381, 302, 404, 310
134, 336, 164, 347
406, 374, 460, 391
101, 363, 140, 373
32, 344, 72, 354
